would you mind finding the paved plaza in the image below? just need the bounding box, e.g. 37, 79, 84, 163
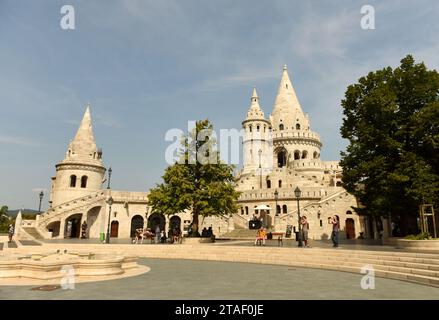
1, 258, 439, 300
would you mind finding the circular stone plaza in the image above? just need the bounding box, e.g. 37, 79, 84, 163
1, 237, 439, 300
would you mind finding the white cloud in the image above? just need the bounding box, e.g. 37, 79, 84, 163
0, 135, 38, 146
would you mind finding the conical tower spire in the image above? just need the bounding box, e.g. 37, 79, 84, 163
271, 65, 309, 131
62, 104, 103, 166
245, 87, 265, 119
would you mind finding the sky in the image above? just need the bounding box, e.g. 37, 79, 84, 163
1, 0, 439, 210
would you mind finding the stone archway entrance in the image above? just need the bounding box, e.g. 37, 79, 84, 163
130, 215, 144, 238
147, 213, 166, 232
346, 218, 356, 239
46, 221, 61, 238
64, 214, 82, 238
169, 216, 181, 232
111, 221, 119, 238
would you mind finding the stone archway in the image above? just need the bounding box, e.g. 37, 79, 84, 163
346, 218, 356, 239
111, 221, 119, 238
64, 213, 82, 238
147, 213, 166, 232
169, 216, 181, 232
130, 215, 144, 238
46, 221, 60, 238
86, 206, 102, 239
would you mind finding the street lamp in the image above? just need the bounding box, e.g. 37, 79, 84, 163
105, 195, 114, 244
274, 189, 279, 216
258, 149, 262, 189
294, 186, 303, 247
107, 167, 112, 189
38, 191, 44, 213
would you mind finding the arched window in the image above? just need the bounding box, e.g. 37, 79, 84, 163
249, 125, 252, 132
294, 150, 300, 160
302, 151, 308, 159
267, 180, 271, 189
81, 176, 88, 188
277, 150, 287, 168
313, 151, 318, 159
257, 125, 260, 132
296, 123, 301, 130
279, 124, 284, 131
346, 210, 353, 215
245, 206, 249, 215
282, 205, 287, 214
69, 175, 77, 188
241, 207, 244, 215
278, 180, 282, 188
276, 205, 281, 214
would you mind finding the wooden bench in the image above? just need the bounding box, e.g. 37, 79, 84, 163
269, 232, 284, 246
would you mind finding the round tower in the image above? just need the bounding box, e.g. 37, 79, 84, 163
49, 105, 106, 207
269, 65, 323, 174
242, 88, 272, 176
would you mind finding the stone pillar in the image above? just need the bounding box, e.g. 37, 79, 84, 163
381, 217, 389, 239
165, 216, 170, 234
274, 215, 281, 232
59, 219, 66, 239
372, 216, 378, 240
14, 210, 22, 238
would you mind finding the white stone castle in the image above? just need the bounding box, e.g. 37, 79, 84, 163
16, 66, 369, 241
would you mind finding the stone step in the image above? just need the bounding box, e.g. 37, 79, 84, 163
23, 227, 44, 240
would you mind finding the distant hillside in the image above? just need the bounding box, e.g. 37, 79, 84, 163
7, 209, 40, 218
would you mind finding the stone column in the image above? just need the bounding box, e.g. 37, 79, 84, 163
381, 217, 389, 239
274, 215, 281, 232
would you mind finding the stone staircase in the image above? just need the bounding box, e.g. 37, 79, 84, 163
220, 228, 262, 239
29, 243, 439, 287
23, 227, 44, 240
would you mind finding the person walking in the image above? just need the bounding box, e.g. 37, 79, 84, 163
155, 225, 161, 244
329, 215, 340, 248
8, 224, 14, 243
301, 216, 310, 247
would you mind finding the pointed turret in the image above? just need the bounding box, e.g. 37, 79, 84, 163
270, 65, 309, 131
245, 87, 265, 120
62, 104, 103, 166
52, 104, 106, 207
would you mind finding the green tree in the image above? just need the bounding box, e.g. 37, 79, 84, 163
147, 119, 240, 235
0, 205, 10, 233
340, 55, 439, 235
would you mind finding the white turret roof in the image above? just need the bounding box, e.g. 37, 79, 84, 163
270, 65, 310, 130
245, 87, 265, 120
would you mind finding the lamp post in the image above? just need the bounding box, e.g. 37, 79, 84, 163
274, 189, 279, 216
105, 195, 114, 244
258, 149, 262, 189
38, 191, 44, 213
107, 167, 112, 189
294, 186, 303, 247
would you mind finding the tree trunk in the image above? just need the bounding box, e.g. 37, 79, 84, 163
192, 207, 199, 236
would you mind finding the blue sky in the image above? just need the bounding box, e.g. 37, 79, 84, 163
1, 0, 438, 210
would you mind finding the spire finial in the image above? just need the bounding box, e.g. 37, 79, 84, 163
251, 87, 258, 99
283, 64, 287, 71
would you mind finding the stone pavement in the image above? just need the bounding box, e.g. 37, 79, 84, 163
0, 258, 438, 300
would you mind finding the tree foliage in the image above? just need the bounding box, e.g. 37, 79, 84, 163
340, 55, 439, 227
147, 119, 240, 235
0, 205, 11, 233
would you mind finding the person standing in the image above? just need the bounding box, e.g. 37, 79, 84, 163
155, 224, 161, 244
301, 216, 310, 247
329, 215, 340, 247
8, 224, 14, 243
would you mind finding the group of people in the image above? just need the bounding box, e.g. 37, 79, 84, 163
253, 214, 341, 248
201, 227, 215, 240
132, 225, 183, 244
